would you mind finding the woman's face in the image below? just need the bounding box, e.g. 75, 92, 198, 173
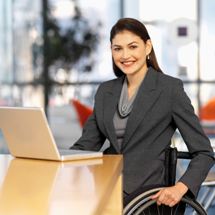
111, 30, 152, 77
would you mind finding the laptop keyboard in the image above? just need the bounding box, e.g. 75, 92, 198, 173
59, 149, 93, 155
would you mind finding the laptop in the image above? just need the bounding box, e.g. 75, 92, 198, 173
0, 107, 103, 161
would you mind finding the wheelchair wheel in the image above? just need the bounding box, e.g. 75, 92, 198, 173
124, 187, 207, 215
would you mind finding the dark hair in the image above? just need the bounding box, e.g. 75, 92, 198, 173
110, 18, 162, 77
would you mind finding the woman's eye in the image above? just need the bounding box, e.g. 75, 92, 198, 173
113, 47, 121, 51
130, 45, 137, 49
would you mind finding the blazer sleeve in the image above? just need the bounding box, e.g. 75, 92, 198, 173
172, 79, 215, 197
70, 87, 106, 151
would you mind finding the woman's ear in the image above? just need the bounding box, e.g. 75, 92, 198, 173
146, 39, 152, 56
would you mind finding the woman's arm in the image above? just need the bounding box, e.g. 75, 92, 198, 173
172, 79, 215, 198
151, 79, 214, 206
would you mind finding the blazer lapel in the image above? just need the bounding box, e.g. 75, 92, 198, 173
103, 76, 124, 153
123, 68, 163, 146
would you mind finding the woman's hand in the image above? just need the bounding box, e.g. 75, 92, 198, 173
151, 182, 188, 207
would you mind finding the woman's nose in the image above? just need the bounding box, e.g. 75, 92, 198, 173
121, 49, 130, 59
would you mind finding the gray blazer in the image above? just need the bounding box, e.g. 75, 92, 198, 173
71, 67, 214, 197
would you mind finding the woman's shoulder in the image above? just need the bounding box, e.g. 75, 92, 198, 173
156, 70, 183, 87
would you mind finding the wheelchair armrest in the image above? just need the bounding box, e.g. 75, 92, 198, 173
177, 151, 193, 160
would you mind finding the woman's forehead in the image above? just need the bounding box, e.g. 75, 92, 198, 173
112, 30, 142, 45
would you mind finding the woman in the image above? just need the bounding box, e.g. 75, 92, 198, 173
71, 18, 214, 207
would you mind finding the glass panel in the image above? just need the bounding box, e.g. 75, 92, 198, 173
0, 85, 14, 106
48, 0, 118, 85
12, 0, 42, 83
123, 0, 140, 19
0, 85, 43, 107
49, 104, 82, 149
145, 24, 198, 80
20, 85, 44, 107
199, 84, 215, 137
139, 0, 198, 81
139, 0, 197, 22
78, 0, 118, 81
49, 84, 99, 108
0, 0, 13, 82
48, 84, 99, 149
200, 0, 215, 80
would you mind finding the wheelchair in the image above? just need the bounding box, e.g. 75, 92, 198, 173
123, 148, 207, 215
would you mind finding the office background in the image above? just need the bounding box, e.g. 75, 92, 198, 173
0, 0, 215, 213
0, 0, 215, 152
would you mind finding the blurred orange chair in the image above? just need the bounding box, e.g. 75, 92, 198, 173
199, 97, 215, 136
71, 99, 93, 128
199, 97, 215, 121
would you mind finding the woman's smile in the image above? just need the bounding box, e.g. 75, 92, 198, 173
121, 60, 136, 67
